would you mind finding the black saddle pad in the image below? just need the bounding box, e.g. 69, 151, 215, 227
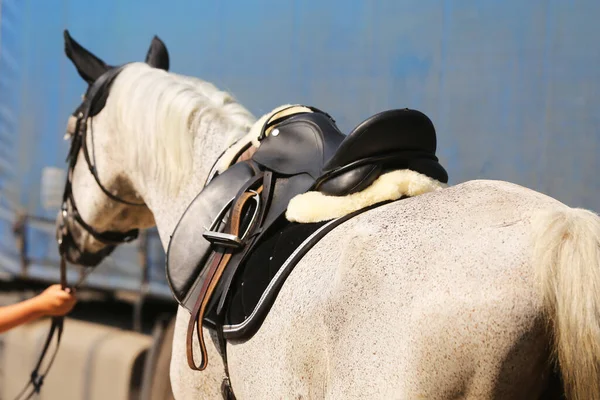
204, 200, 395, 341
224, 217, 327, 329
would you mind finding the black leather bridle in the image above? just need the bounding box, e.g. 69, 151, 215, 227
14, 65, 144, 400
58, 64, 143, 249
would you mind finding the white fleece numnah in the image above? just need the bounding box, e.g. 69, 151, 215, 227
286, 169, 447, 223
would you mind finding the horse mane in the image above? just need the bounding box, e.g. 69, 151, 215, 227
107, 62, 256, 194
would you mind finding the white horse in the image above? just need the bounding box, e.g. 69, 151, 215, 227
56, 33, 600, 400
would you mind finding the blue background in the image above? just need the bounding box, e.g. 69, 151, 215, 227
0, 0, 598, 295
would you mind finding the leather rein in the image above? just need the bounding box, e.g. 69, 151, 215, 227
17, 78, 323, 399
16, 68, 262, 399
13, 68, 143, 400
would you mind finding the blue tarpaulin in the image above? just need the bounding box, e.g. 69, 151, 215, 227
0, 0, 598, 294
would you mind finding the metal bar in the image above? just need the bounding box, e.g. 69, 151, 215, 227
11, 211, 28, 277
139, 315, 170, 400
133, 230, 149, 332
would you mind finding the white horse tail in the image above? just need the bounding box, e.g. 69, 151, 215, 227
531, 207, 600, 400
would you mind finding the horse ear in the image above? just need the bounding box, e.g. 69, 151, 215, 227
64, 30, 109, 85
145, 35, 169, 71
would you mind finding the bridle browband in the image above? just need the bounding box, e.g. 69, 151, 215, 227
14, 65, 143, 400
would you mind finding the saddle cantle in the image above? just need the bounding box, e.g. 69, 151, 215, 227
165, 106, 448, 371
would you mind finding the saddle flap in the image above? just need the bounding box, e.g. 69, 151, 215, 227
166, 162, 256, 304
253, 112, 345, 179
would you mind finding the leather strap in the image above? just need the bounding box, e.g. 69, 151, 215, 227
186, 187, 263, 371
215, 171, 274, 315
186, 251, 228, 370
13, 257, 67, 400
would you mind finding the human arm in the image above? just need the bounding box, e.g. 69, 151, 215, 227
0, 285, 77, 334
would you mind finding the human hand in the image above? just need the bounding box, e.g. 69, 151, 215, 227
33, 284, 77, 316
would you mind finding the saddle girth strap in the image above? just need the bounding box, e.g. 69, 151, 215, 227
186, 185, 264, 371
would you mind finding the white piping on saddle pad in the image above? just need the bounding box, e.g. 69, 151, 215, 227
222, 217, 340, 334
286, 169, 447, 223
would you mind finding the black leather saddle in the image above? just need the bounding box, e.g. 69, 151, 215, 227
166, 106, 448, 339
166, 109, 346, 310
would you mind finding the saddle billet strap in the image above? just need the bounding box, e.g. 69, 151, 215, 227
13, 257, 67, 400
186, 189, 263, 371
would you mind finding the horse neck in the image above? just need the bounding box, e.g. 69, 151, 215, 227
139, 118, 250, 250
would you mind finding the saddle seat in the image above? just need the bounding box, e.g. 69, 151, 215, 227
316, 108, 448, 195
165, 105, 448, 371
